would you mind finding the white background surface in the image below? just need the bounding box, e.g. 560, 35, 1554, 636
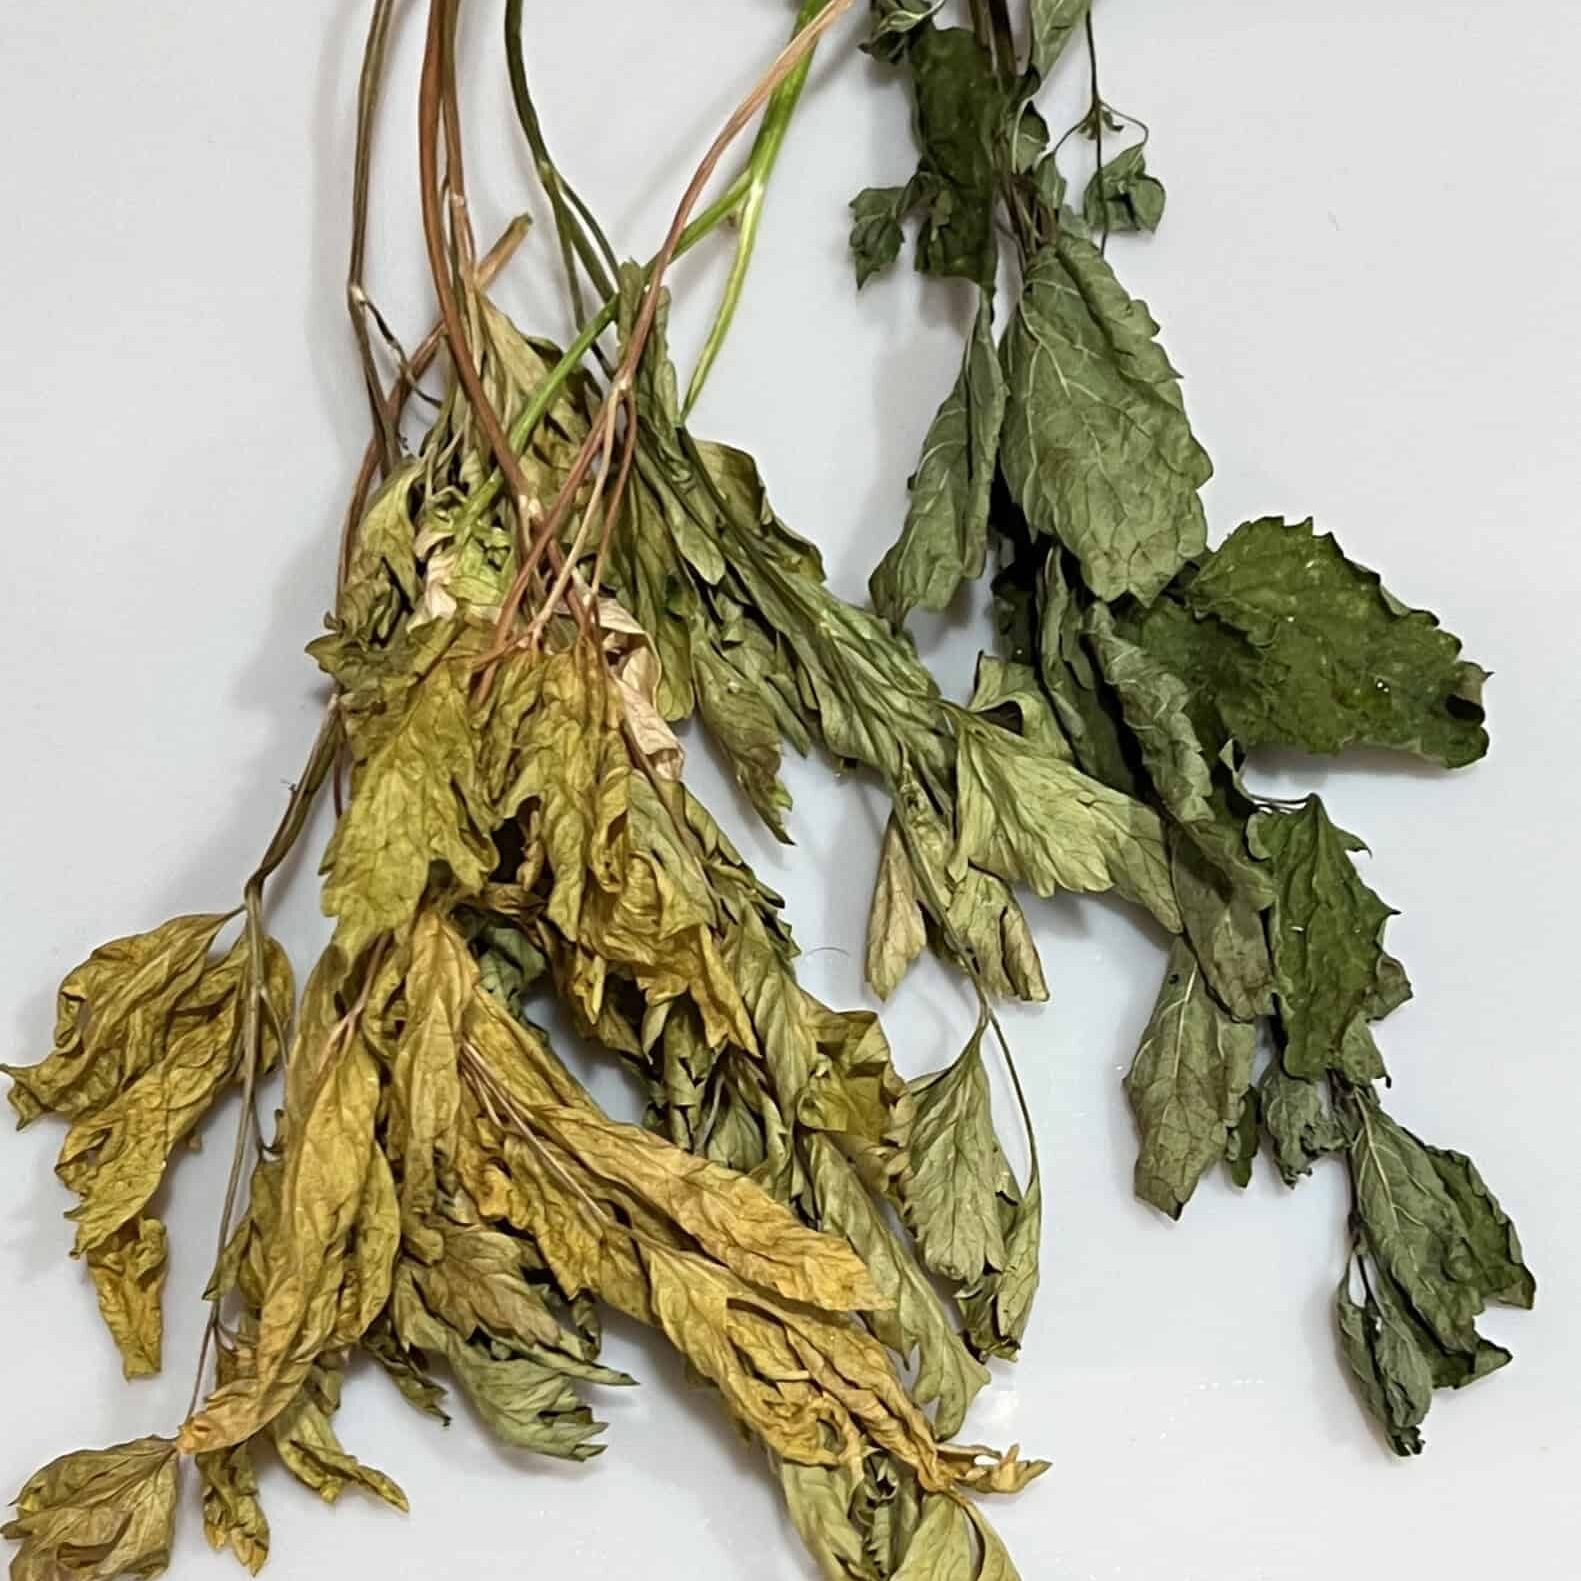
1, 4, 1577, 1577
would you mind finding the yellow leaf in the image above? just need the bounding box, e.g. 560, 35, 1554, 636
389, 911, 468, 1256
534, 1104, 883, 1312
198, 1439, 269, 1576
180, 957, 381, 1453
3, 1436, 179, 1581
5, 913, 230, 1126
322, 634, 494, 960
329, 1141, 400, 1349
84, 1217, 166, 1379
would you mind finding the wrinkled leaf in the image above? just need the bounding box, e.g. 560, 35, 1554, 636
871, 292, 1006, 627
4, 1436, 179, 1581
1001, 233, 1210, 601
1125, 939, 1257, 1218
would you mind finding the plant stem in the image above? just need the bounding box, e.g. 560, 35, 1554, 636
504, 0, 618, 313
348, 0, 402, 476
682, 0, 832, 419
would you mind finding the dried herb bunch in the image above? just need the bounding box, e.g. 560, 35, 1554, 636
3, 3, 1053, 1578
842, 0, 1532, 1460
2, 3, 1536, 1580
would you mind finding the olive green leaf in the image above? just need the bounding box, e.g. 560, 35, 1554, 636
866, 815, 932, 1001
693, 640, 794, 840
1086, 605, 1213, 825
1170, 834, 1273, 1023
893, 1494, 1022, 1579
1001, 233, 1211, 602
906, 27, 1004, 285
1124, 939, 1258, 1218
903, 1031, 1004, 1285
807, 1134, 989, 1438
777, 1460, 873, 1581
952, 714, 1181, 931
871, 291, 1006, 628
1224, 1086, 1260, 1188
1425, 1146, 1535, 1309
339, 460, 422, 644
443, 1340, 611, 1461
1027, 0, 1092, 83
4, 1436, 179, 1581
1336, 1261, 1434, 1457
269, 1359, 408, 1510
361, 1314, 450, 1423
1035, 549, 1138, 794
198, 1439, 269, 1575
1251, 797, 1393, 1082
959, 1169, 1042, 1361
1259, 1064, 1347, 1186
965, 656, 1069, 755
862, 1, 943, 63
1083, 142, 1167, 233
1184, 517, 1490, 767
869, 783, 1048, 1005
1348, 1099, 1500, 1357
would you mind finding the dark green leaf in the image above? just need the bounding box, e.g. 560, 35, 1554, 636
1001, 234, 1211, 601
1185, 517, 1489, 767
1251, 797, 1393, 1082
1259, 1064, 1346, 1186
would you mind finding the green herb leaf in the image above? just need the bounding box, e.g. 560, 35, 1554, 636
870, 291, 1006, 627
1185, 517, 1490, 767
849, 184, 915, 287
903, 1031, 1005, 1284
952, 714, 1181, 931
1170, 834, 1273, 1023
1251, 796, 1394, 1082
907, 27, 1004, 285
1027, 0, 1092, 83
1082, 143, 1167, 233
1125, 939, 1257, 1217
1001, 234, 1211, 601
1259, 1064, 1347, 1186
1336, 1260, 1433, 1457
807, 1135, 989, 1438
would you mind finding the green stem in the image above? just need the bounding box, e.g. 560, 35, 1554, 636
681, 0, 830, 419
452, 172, 752, 541
504, 0, 618, 313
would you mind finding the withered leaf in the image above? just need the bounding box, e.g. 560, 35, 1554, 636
4, 1436, 179, 1581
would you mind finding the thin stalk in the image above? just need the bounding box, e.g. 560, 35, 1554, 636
418, 0, 579, 626
681, 0, 830, 419
348, 0, 402, 476
504, 0, 618, 313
